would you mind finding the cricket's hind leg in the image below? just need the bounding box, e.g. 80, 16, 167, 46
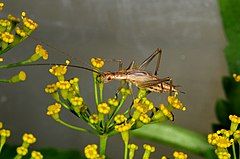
138, 48, 162, 75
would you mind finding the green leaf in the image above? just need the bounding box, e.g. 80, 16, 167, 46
219, 0, 240, 74
131, 123, 217, 158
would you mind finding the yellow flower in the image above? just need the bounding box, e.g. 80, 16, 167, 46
89, 114, 99, 124
159, 104, 174, 121
133, 98, 154, 114
0, 129, 10, 137
91, 58, 104, 68
128, 144, 138, 159
0, 19, 10, 27
8, 14, 20, 22
49, 65, 67, 77
45, 83, 58, 93
0, 122, 3, 129
84, 144, 100, 159
21, 11, 26, 17
70, 97, 83, 106
16, 27, 27, 37
1, 32, 14, 43
215, 149, 231, 159
114, 114, 127, 124
108, 98, 119, 107
115, 122, 132, 132
23, 133, 36, 144
0, 57, 3, 62
216, 136, 233, 148
31, 151, 43, 159
23, 17, 38, 30
35, 45, 48, 60
208, 133, 219, 145
161, 156, 168, 159
16, 146, 28, 156
120, 88, 132, 96
18, 71, 27, 81
0, 2, 4, 11
143, 144, 155, 152
229, 115, 240, 131
233, 74, 240, 82
46, 103, 61, 116
139, 113, 151, 124
168, 94, 186, 111
69, 77, 79, 84
128, 144, 138, 150
56, 81, 71, 90
234, 130, 240, 140
229, 115, 240, 124
216, 129, 233, 138
97, 103, 110, 115
173, 151, 188, 159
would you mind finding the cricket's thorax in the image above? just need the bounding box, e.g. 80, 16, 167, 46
103, 69, 157, 82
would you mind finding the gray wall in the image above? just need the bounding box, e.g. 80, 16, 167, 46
0, 0, 227, 158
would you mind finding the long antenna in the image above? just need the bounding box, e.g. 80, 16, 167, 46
30, 36, 93, 68
20, 63, 101, 74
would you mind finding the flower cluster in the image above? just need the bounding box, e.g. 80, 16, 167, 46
84, 143, 187, 159
0, 2, 48, 84
44, 57, 187, 158
208, 114, 240, 159
0, 121, 42, 158
0, 4, 38, 53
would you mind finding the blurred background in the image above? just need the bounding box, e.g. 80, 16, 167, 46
0, 0, 227, 158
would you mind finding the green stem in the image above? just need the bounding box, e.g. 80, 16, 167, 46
0, 60, 30, 69
0, 145, 3, 154
13, 154, 22, 159
93, 72, 99, 106
0, 79, 10, 83
232, 143, 237, 159
56, 119, 89, 133
0, 136, 6, 153
109, 97, 126, 123
239, 142, 240, 159
99, 82, 104, 102
99, 134, 108, 156
124, 140, 128, 159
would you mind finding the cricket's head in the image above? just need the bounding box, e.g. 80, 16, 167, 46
98, 71, 115, 83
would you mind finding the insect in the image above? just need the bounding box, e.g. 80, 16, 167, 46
98, 48, 178, 95
24, 37, 180, 95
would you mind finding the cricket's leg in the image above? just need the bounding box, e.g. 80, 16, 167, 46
169, 78, 173, 96
154, 49, 162, 75
114, 80, 127, 99
126, 61, 135, 70
139, 48, 162, 75
138, 77, 170, 88
104, 59, 123, 70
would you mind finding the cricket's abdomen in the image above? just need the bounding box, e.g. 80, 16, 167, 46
145, 83, 177, 93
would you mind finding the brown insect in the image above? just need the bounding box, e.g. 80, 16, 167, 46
99, 48, 178, 95
19, 37, 180, 95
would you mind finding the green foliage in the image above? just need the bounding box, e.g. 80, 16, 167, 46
214, 0, 240, 129
0, 145, 85, 159
132, 123, 216, 159
219, 0, 240, 74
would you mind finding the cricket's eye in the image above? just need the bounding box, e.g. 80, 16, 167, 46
107, 77, 111, 80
